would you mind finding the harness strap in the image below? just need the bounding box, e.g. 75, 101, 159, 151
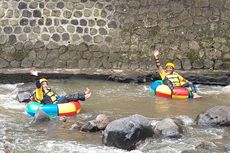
43, 89, 58, 103
166, 72, 181, 86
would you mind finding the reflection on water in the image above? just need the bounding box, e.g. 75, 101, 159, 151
0, 79, 230, 152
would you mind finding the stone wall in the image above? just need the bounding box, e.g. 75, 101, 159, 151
0, 0, 230, 71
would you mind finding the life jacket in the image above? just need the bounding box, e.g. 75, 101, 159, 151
34, 88, 58, 104
42, 88, 58, 104
165, 72, 181, 86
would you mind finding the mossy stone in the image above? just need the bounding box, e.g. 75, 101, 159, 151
84, 9, 92, 17
72, 33, 80, 41
94, 35, 103, 43
93, 9, 100, 17
73, 11, 82, 18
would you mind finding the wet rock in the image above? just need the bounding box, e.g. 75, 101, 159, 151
81, 121, 98, 132
153, 118, 182, 138
70, 123, 81, 131
94, 114, 110, 130
174, 115, 194, 126
80, 114, 109, 132
224, 144, 230, 152
196, 106, 230, 126
195, 141, 217, 149
17, 92, 31, 103
102, 114, 153, 150
4, 144, 14, 153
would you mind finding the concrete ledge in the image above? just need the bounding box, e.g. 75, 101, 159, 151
0, 68, 229, 86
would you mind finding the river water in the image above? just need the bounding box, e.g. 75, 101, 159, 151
0, 79, 230, 153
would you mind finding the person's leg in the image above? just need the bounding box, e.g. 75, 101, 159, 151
56, 93, 86, 104
65, 93, 85, 102
182, 82, 202, 98
55, 96, 68, 104
163, 77, 174, 91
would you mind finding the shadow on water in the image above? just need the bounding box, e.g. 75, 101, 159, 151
0, 79, 230, 152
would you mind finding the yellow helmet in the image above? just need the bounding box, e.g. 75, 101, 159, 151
166, 62, 175, 69
40, 78, 48, 84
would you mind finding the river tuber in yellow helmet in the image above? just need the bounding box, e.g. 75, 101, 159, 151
165, 62, 175, 69
39, 78, 48, 84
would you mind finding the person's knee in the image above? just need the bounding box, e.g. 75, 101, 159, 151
163, 78, 170, 85
163, 78, 174, 90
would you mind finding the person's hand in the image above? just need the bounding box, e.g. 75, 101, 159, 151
153, 49, 160, 58
30, 70, 38, 76
84, 88, 92, 99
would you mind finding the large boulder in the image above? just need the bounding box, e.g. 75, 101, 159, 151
17, 91, 32, 103
153, 118, 183, 138
196, 106, 230, 126
102, 114, 154, 150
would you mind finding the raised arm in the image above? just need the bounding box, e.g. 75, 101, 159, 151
30, 70, 41, 88
153, 48, 164, 74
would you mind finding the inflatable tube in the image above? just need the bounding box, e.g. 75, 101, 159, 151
150, 80, 163, 94
26, 101, 81, 117
150, 80, 192, 99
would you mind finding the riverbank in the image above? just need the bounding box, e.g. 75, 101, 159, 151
0, 68, 229, 86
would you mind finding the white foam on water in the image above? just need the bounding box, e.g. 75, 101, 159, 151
0, 83, 26, 110
139, 138, 194, 153
36, 140, 143, 153
198, 85, 224, 95
0, 83, 23, 90
143, 85, 151, 91
184, 127, 224, 149
149, 146, 182, 153
138, 125, 225, 153
221, 85, 230, 93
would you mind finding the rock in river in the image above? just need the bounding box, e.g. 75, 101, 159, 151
196, 106, 230, 126
102, 114, 154, 150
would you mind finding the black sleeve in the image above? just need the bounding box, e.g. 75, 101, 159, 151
35, 75, 41, 88
65, 93, 85, 102
77, 93, 85, 101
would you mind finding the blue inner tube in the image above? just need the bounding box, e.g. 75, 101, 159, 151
150, 80, 163, 94
26, 102, 58, 117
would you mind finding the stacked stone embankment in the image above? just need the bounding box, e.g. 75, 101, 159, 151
0, 0, 230, 71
